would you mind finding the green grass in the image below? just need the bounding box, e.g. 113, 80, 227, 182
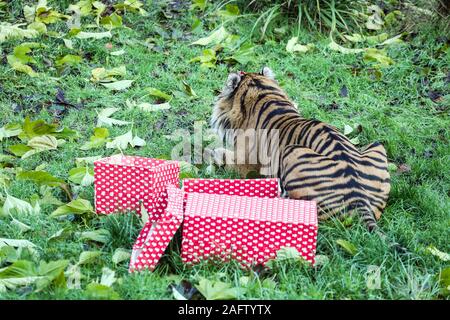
0, 1, 449, 300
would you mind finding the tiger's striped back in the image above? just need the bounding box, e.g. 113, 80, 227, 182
211, 68, 391, 231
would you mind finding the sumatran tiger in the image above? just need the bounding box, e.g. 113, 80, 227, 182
210, 67, 400, 247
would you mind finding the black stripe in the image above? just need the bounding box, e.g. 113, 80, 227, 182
284, 178, 335, 190
252, 78, 281, 92
255, 100, 291, 129
239, 89, 249, 118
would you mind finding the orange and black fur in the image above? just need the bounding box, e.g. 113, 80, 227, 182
210, 67, 392, 234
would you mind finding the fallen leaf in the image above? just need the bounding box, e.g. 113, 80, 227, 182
380, 34, 403, 46
349, 137, 360, 145
343, 124, 354, 135
85, 282, 120, 300
91, 66, 127, 82
100, 13, 122, 29
68, 167, 94, 186
112, 248, 131, 264
189, 48, 217, 68
336, 239, 357, 256
366, 5, 384, 30
63, 38, 73, 49
146, 87, 172, 102
11, 218, 32, 233
75, 155, 102, 166
0, 123, 22, 141
113, 0, 147, 15
100, 267, 117, 287
0, 238, 38, 257
55, 54, 82, 67
0, 23, 39, 42
48, 227, 72, 242
328, 39, 364, 54
2, 193, 39, 216
97, 108, 130, 127
100, 80, 134, 91
314, 255, 330, 267
79, 229, 110, 244
438, 267, 450, 296
191, 26, 229, 46
427, 246, 450, 261
16, 170, 64, 187
106, 130, 146, 150
50, 198, 94, 218
363, 48, 394, 66
286, 37, 314, 54
80, 127, 110, 150
181, 81, 198, 98
217, 4, 240, 19
195, 277, 241, 300
224, 42, 256, 65
75, 31, 112, 39
77, 251, 101, 265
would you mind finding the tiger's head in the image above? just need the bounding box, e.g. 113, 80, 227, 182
211, 67, 286, 140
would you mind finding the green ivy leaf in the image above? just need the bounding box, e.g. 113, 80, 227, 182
0, 123, 22, 141
68, 167, 94, 186
55, 54, 82, 66
195, 277, 241, 300
85, 282, 120, 300
112, 248, 131, 264
100, 80, 134, 91
191, 26, 229, 46
80, 127, 109, 150
77, 251, 101, 265
2, 194, 39, 216
50, 199, 94, 218
16, 170, 64, 187
79, 229, 111, 244
75, 31, 112, 39
146, 87, 172, 102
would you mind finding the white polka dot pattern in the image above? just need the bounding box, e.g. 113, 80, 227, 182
94, 155, 180, 215
129, 184, 184, 272
129, 178, 318, 272
182, 189, 318, 266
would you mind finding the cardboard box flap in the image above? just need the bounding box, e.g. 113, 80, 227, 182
129, 185, 184, 272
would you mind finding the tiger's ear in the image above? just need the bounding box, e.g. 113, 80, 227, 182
226, 72, 241, 90
261, 66, 275, 80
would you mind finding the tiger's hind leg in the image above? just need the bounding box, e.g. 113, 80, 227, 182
280, 145, 346, 220
361, 141, 391, 220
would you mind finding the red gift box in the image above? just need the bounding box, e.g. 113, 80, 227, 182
182, 192, 318, 266
129, 178, 317, 271
129, 178, 280, 271
130, 184, 184, 272
94, 155, 179, 215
